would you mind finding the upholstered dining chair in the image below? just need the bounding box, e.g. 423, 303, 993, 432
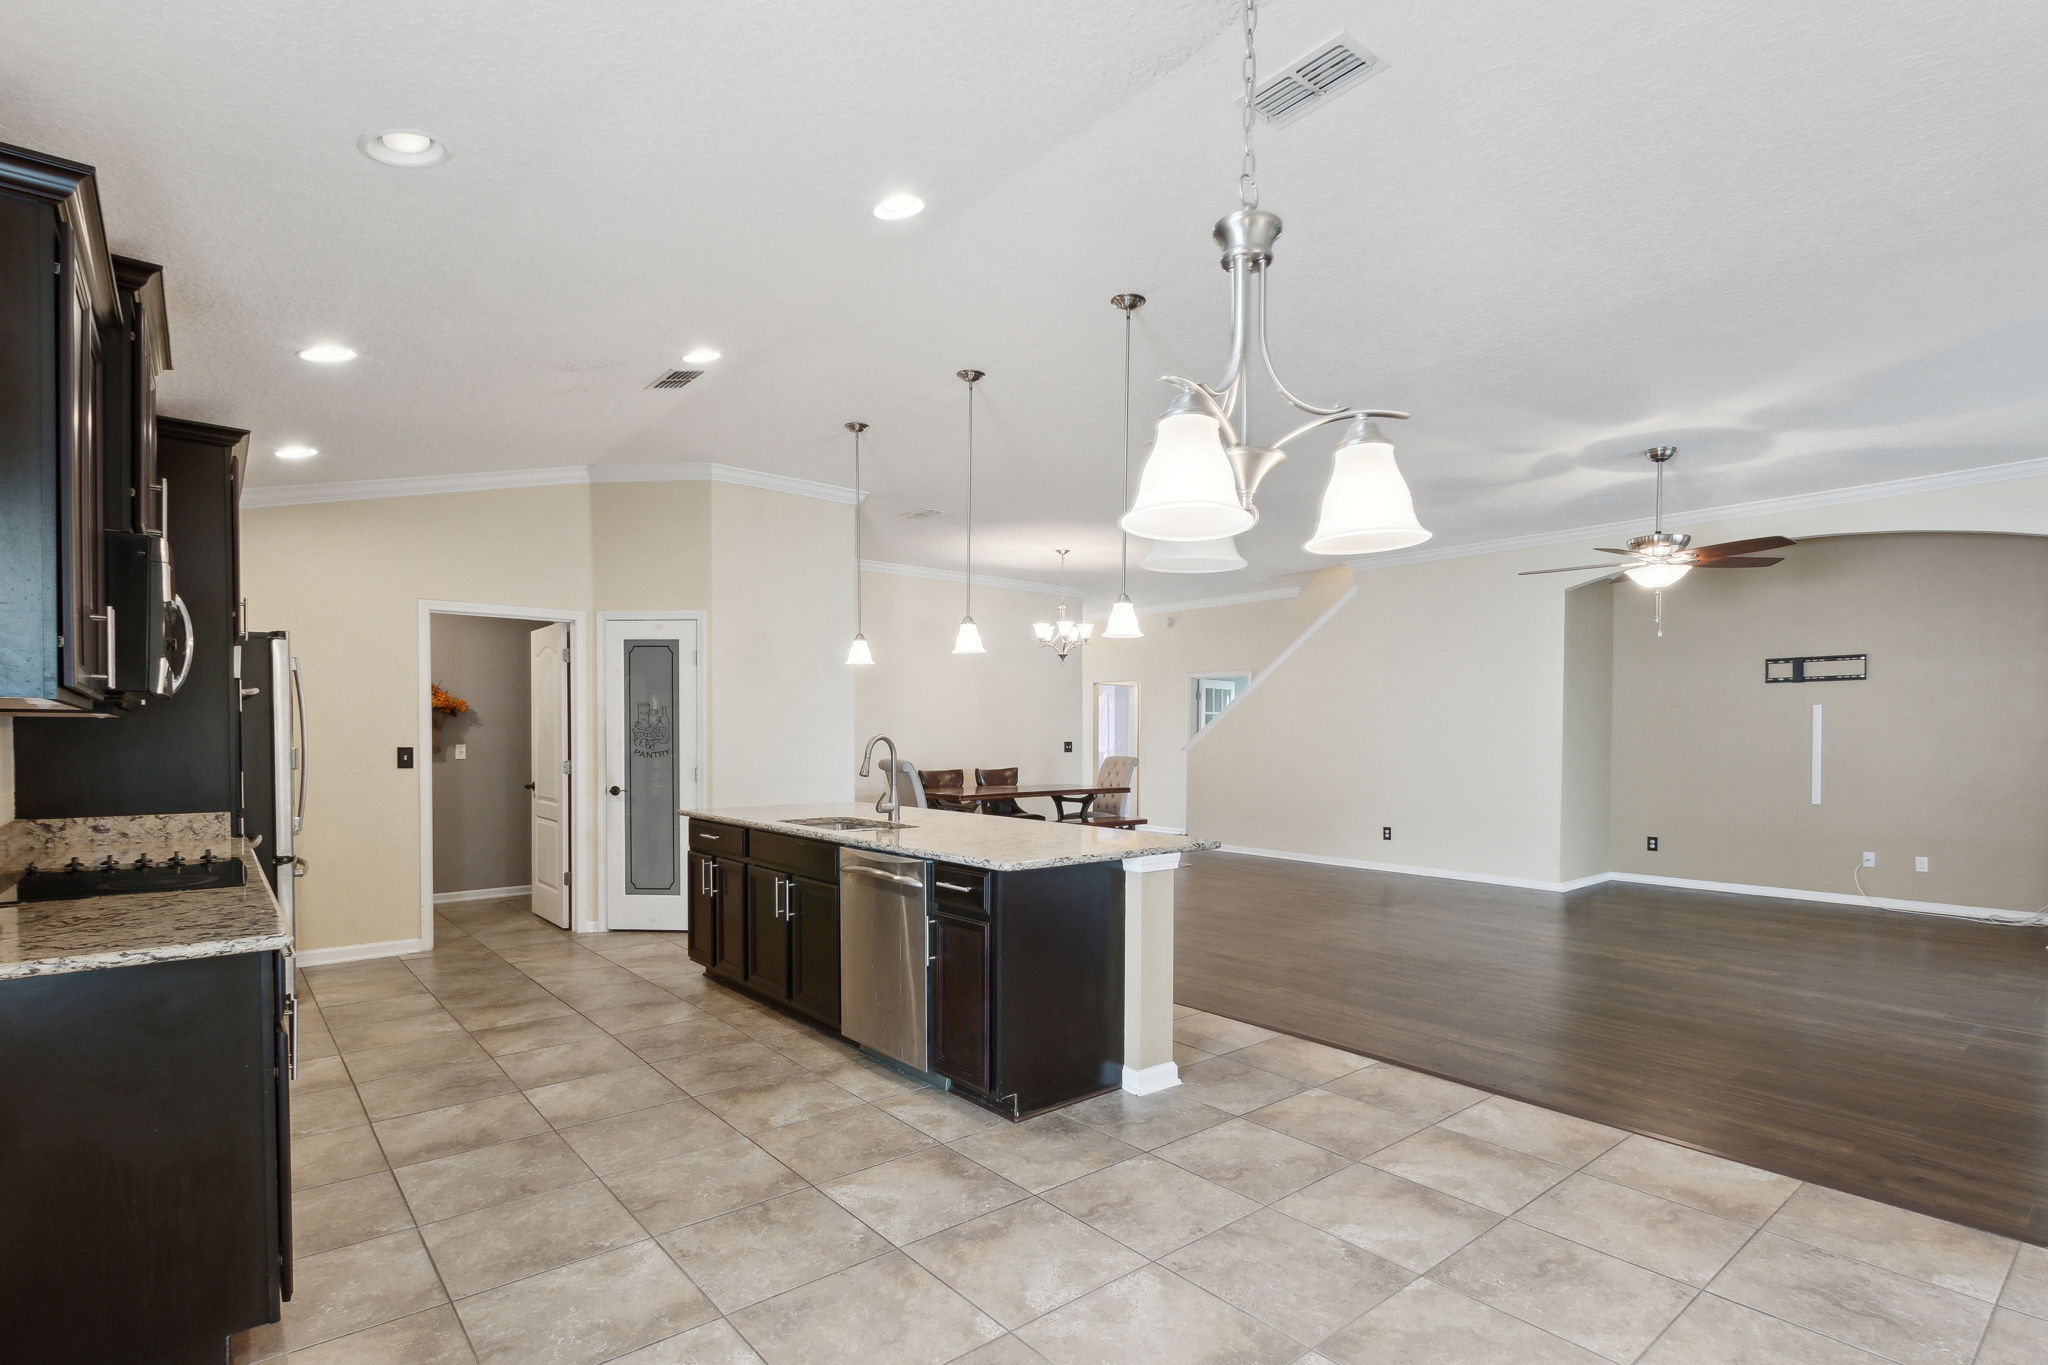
1055, 755, 1145, 828
918, 768, 971, 812
973, 767, 1046, 820
874, 757, 930, 812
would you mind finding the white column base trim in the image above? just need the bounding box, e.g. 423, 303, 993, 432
294, 937, 428, 967
1121, 1062, 1181, 1095
1120, 853, 1183, 874
432, 884, 532, 904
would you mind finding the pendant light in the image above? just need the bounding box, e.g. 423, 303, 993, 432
1032, 550, 1094, 660
1143, 536, 1248, 574
1103, 295, 1146, 638
844, 422, 874, 665
952, 369, 987, 654
1120, 0, 1430, 557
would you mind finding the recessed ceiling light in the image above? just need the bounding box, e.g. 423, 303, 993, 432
358, 129, 448, 168
873, 192, 925, 221
297, 344, 357, 364
275, 445, 319, 460
681, 347, 722, 364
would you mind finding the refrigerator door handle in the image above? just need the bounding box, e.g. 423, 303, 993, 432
290, 658, 307, 834
166, 594, 195, 694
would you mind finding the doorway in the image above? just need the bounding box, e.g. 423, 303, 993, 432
1094, 680, 1139, 810
598, 613, 705, 932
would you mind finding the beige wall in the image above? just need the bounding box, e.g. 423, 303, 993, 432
852, 569, 1082, 805
1559, 585, 1614, 881
1606, 533, 2048, 912
430, 614, 546, 895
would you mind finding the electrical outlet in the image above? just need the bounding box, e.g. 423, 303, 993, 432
397, 747, 415, 769
1646, 836, 1658, 852
452, 743, 467, 760
1915, 856, 1930, 872
1382, 826, 1392, 841
1862, 851, 1877, 868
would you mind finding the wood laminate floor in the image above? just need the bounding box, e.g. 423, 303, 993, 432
1174, 851, 2048, 1245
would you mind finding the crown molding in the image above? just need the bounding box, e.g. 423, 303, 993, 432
241, 461, 859, 510
858, 558, 1067, 595
1083, 585, 1302, 621
1345, 456, 2048, 572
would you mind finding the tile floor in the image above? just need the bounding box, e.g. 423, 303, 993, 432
236, 897, 2048, 1365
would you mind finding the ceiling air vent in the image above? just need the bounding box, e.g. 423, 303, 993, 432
1245, 33, 1385, 128
646, 369, 704, 390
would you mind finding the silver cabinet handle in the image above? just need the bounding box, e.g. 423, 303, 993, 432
167, 594, 195, 694
698, 832, 722, 841
936, 880, 976, 893
82, 604, 117, 682
289, 657, 307, 832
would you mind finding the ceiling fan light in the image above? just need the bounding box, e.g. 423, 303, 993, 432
1103, 594, 1144, 639
1141, 536, 1247, 574
1624, 562, 1691, 589
1121, 409, 1252, 542
845, 633, 875, 666
1303, 422, 1430, 556
953, 618, 986, 655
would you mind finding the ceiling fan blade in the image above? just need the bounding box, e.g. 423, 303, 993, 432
1592, 547, 1635, 556
1518, 564, 1636, 576
1689, 556, 1784, 568
1688, 535, 1795, 558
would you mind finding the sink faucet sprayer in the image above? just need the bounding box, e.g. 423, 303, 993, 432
859, 734, 901, 822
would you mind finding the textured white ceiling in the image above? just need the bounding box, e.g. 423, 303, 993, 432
5, 0, 2046, 601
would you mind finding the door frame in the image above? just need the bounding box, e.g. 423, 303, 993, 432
595, 610, 708, 933
1092, 679, 1141, 815
417, 600, 593, 948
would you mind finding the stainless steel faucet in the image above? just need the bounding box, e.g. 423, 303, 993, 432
859, 734, 900, 822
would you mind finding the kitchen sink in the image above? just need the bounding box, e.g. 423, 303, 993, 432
782, 816, 916, 832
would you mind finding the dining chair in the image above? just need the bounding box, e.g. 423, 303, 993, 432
1055, 755, 1146, 828
919, 768, 971, 812
973, 767, 1046, 820
874, 757, 930, 812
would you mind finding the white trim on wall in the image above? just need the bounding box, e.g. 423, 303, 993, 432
1084, 585, 1302, 621
296, 938, 429, 967
859, 558, 1066, 596
432, 885, 532, 904
244, 462, 859, 510
1217, 844, 1600, 892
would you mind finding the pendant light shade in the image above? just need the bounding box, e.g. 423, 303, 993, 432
1103, 595, 1143, 638
1142, 536, 1247, 574
1121, 402, 1252, 542
1303, 420, 1431, 556
1624, 562, 1691, 589
844, 421, 875, 665
845, 633, 874, 666
953, 618, 986, 654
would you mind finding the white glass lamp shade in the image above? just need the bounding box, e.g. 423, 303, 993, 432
953, 618, 986, 654
1078, 621, 1095, 641
1120, 411, 1252, 542
845, 634, 874, 666
1142, 536, 1247, 574
1032, 620, 1055, 642
1303, 424, 1431, 555
1623, 562, 1691, 588
1102, 594, 1143, 639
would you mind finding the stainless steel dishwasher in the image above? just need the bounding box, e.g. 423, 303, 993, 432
838, 849, 933, 1072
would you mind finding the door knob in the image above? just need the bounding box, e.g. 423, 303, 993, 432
608, 785, 623, 796
522, 782, 536, 791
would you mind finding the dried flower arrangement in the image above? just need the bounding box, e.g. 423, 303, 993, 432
430, 684, 470, 717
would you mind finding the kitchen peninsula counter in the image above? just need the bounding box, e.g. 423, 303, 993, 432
678, 802, 1215, 871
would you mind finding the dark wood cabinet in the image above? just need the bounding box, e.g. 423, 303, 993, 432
786, 875, 841, 1027
744, 864, 792, 997
105, 255, 168, 536
687, 850, 716, 967
930, 910, 994, 1090
711, 855, 746, 983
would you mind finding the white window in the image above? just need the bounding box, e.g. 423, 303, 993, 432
1190, 673, 1251, 736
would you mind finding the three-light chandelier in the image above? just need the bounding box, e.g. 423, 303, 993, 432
1120, 0, 1430, 557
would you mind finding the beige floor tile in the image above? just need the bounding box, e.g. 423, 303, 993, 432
727, 1250, 1003, 1365
608, 1318, 767, 1364
660, 1187, 891, 1313
1324, 1064, 1489, 1123
444, 996, 579, 1031
1162, 1207, 1413, 1345
806, 1055, 930, 1102
1172, 1041, 1216, 1067
879, 1088, 1008, 1142
1433, 1220, 1696, 1362
1016, 1264, 1297, 1365
1227, 1035, 1375, 1086
291, 1054, 355, 1095
1060, 1087, 1231, 1150
1366, 1126, 1571, 1214
495, 1035, 643, 1089
272, 1303, 477, 1364
581, 997, 705, 1034
322, 990, 446, 1029
295, 1123, 390, 1189
556, 1098, 740, 1176
1171, 1012, 1279, 1055
1764, 1183, 2018, 1301
649, 1041, 806, 1096
1708, 1233, 1994, 1365
524, 1064, 684, 1127
1638, 1293, 1892, 1364
1174, 1056, 1307, 1115
1437, 1095, 1627, 1168
418, 1179, 645, 1298
752, 1103, 934, 1182
1152, 1117, 1351, 1203
343, 1033, 493, 1083
904, 1197, 1145, 1330
603, 1136, 806, 1235
2003, 1242, 2048, 1316
1584, 1135, 1798, 1224
394, 1131, 595, 1223
1275, 1162, 1500, 1273
278, 1229, 447, 1352
1516, 1172, 1754, 1286
1319, 1279, 1606, 1365
294, 1169, 416, 1256
373, 1093, 553, 1168
358, 1057, 517, 1122
332, 1008, 469, 1054
305, 966, 425, 1008
293, 1085, 370, 1137
947, 1114, 1141, 1193
454, 1240, 716, 1365
694, 1074, 866, 1134
1244, 1088, 1429, 1159
469, 1013, 609, 1057
820, 1146, 1030, 1245
950, 1338, 1049, 1365
1040, 1154, 1258, 1258
614, 1017, 753, 1061
1978, 1306, 2048, 1365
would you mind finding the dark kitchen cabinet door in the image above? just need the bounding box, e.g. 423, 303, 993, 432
686, 851, 715, 968
744, 865, 790, 997
930, 910, 994, 1093
786, 875, 841, 1027
710, 856, 746, 983
56, 224, 112, 699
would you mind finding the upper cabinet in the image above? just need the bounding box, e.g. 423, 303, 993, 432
0, 143, 171, 714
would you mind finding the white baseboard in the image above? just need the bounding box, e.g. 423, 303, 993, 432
1121, 1061, 1181, 1095
295, 937, 429, 967
1216, 844, 1588, 893
433, 885, 532, 904
1606, 872, 2040, 924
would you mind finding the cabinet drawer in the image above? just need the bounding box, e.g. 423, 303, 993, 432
749, 830, 838, 882
932, 864, 990, 915
689, 821, 747, 858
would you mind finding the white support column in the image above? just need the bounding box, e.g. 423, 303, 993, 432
1119, 852, 1182, 1094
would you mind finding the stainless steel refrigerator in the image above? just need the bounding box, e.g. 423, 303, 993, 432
238, 631, 304, 952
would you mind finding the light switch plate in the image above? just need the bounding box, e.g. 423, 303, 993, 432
1915, 856, 1930, 872
453, 743, 467, 760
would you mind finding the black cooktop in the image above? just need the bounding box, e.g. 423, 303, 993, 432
16, 856, 246, 903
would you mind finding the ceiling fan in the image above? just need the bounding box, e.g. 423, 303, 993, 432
1519, 447, 1794, 588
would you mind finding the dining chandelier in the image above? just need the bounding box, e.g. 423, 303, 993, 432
1121, 0, 1430, 557
1031, 549, 1092, 661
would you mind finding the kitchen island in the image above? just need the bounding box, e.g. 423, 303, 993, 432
680, 804, 1214, 1116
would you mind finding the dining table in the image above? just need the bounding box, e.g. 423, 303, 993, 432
920, 782, 1130, 819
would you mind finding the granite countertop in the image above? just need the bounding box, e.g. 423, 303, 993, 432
682, 803, 1217, 872
0, 816, 290, 981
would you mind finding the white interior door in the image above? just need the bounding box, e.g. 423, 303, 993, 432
528, 623, 572, 927
602, 617, 701, 931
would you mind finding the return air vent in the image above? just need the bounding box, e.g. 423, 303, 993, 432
1245, 33, 1385, 128
646, 369, 704, 390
